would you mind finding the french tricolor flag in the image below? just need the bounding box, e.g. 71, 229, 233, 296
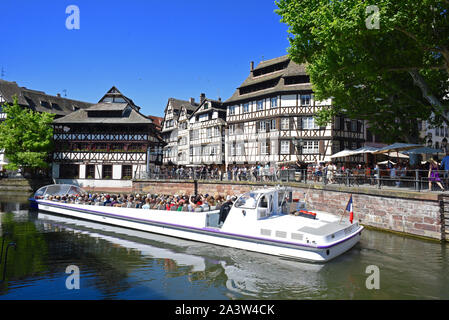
346, 195, 354, 224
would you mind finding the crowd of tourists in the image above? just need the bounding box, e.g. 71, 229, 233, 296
42, 192, 237, 212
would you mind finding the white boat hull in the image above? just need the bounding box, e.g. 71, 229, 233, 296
36, 200, 362, 263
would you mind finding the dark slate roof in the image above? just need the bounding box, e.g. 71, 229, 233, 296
191, 98, 226, 116
86, 102, 128, 112
0, 80, 34, 105
53, 86, 156, 125
166, 98, 198, 113
0, 79, 93, 115
252, 55, 290, 71
21, 88, 93, 115
53, 106, 154, 125
225, 56, 312, 104
97, 86, 141, 111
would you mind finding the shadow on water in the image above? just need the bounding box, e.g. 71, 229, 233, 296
0, 195, 448, 299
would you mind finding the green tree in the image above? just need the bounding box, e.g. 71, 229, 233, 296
0, 96, 55, 170
276, 0, 449, 143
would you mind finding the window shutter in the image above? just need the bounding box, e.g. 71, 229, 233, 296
319, 140, 325, 154
297, 117, 302, 130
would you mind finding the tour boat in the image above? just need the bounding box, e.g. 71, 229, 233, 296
31, 184, 363, 262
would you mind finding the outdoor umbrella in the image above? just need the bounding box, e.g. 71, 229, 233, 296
372, 142, 421, 163
329, 149, 354, 158
371, 143, 422, 155
402, 147, 443, 155
350, 146, 381, 155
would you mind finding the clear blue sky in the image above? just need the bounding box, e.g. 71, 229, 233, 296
0, 0, 290, 117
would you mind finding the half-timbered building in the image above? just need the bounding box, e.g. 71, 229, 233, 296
52, 86, 165, 189
187, 94, 226, 167
161, 97, 198, 165
224, 55, 365, 166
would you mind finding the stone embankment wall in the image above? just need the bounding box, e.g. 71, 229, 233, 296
0, 177, 53, 196
134, 180, 443, 241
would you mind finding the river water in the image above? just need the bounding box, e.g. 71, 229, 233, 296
0, 197, 448, 300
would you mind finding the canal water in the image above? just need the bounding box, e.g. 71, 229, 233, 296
0, 196, 448, 300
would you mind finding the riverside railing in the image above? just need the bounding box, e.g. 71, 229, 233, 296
136, 168, 449, 192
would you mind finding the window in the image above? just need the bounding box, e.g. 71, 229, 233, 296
59, 164, 79, 179
236, 143, 243, 156
229, 106, 235, 115
102, 165, 112, 179
257, 100, 264, 111
270, 97, 278, 108
122, 165, 132, 179
199, 113, 209, 122
210, 145, 217, 156
302, 117, 319, 130
230, 142, 236, 156
229, 124, 235, 135
214, 126, 220, 137
190, 129, 199, 140
280, 141, 290, 154
207, 127, 212, 138
261, 141, 270, 155
302, 141, 319, 154
301, 94, 311, 106
351, 120, 357, 132
259, 121, 266, 132
86, 165, 95, 179
281, 118, 289, 130
270, 119, 276, 131
243, 103, 249, 113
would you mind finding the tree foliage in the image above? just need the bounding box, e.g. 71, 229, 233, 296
276, 0, 449, 143
0, 96, 55, 170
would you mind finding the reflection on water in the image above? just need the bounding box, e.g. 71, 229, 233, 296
0, 198, 448, 300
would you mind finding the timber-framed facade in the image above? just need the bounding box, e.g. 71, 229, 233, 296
224, 55, 365, 167
52, 86, 165, 188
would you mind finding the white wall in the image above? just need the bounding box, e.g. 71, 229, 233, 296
113, 165, 122, 180
79, 164, 86, 179
55, 178, 132, 189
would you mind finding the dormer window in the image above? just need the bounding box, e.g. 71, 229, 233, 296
40, 100, 50, 108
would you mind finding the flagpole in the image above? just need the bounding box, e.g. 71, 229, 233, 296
340, 194, 352, 224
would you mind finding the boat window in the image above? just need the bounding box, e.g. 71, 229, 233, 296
68, 186, 83, 195
46, 184, 66, 196
34, 186, 47, 199
259, 196, 268, 208
234, 192, 260, 209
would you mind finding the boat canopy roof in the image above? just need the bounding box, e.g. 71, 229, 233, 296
34, 184, 86, 199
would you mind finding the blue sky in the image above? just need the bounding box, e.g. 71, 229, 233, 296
0, 0, 290, 117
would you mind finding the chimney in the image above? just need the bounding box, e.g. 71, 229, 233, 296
218, 97, 222, 102
190, 97, 195, 105
250, 61, 254, 71
200, 93, 206, 103
57, 93, 61, 97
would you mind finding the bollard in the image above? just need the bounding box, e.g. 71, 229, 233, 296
415, 169, 420, 191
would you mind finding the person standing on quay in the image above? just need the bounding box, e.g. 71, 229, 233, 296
428, 159, 445, 191
440, 152, 449, 185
